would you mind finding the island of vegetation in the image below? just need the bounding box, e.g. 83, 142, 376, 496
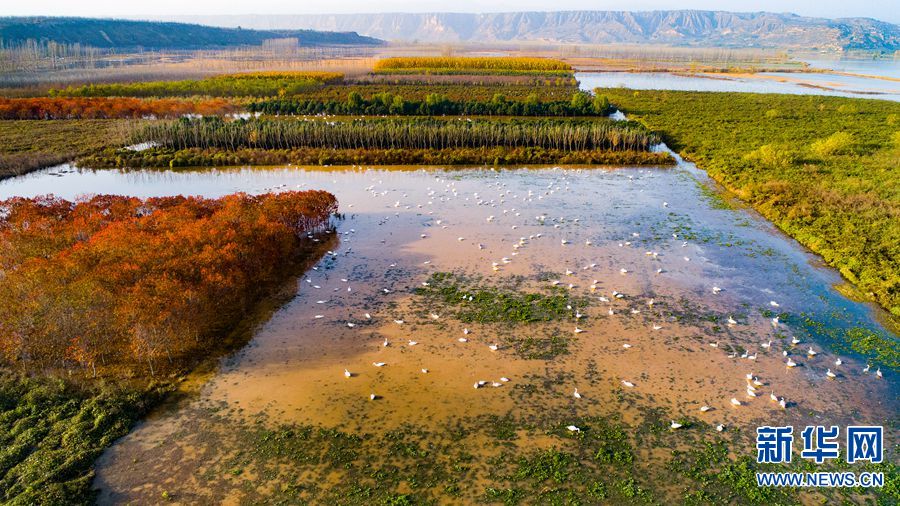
0, 190, 337, 502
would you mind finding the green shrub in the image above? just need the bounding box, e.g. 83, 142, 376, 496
810, 131, 855, 157
744, 144, 796, 168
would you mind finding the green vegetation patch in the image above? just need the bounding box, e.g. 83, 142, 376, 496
0, 119, 132, 178
81, 403, 896, 505
373, 57, 573, 77
50, 72, 343, 98
507, 334, 572, 360
79, 145, 673, 169
250, 89, 612, 117
602, 88, 900, 318
415, 272, 585, 324
801, 317, 900, 371
0, 371, 165, 505
129, 116, 659, 152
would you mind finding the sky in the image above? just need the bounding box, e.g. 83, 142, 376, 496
3, 0, 898, 24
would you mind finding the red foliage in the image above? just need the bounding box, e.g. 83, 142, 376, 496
0, 191, 337, 376
0, 97, 240, 120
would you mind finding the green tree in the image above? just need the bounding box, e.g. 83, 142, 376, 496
424, 93, 450, 114
570, 92, 591, 114
524, 93, 540, 115
592, 94, 610, 115
347, 91, 363, 110
389, 95, 405, 115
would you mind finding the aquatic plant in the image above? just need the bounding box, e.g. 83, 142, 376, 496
414, 272, 585, 324
80, 145, 673, 168
0, 372, 167, 504
132, 117, 658, 152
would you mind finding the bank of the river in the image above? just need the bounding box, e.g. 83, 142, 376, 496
598, 88, 900, 321
0, 119, 134, 180
576, 68, 900, 102
80, 146, 673, 168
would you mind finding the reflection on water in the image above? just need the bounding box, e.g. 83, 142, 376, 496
2, 161, 895, 502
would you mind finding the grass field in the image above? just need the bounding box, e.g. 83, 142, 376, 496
0, 120, 133, 178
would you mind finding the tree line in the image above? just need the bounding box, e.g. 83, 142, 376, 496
373, 56, 572, 76
249, 90, 612, 117
133, 117, 656, 152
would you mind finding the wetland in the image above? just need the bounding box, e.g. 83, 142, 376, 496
1, 154, 895, 504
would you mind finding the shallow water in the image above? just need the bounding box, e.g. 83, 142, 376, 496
577, 69, 900, 101
800, 58, 900, 80
0, 155, 896, 502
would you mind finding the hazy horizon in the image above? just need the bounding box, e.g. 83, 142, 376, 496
3, 1, 898, 25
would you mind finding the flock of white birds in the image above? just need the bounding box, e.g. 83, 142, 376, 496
288, 169, 884, 431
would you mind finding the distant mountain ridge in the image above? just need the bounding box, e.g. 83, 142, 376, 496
0, 17, 382, 50
160, 10, 900, 51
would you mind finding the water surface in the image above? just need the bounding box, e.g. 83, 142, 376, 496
577, 69, 900, 101
1, 156, 896, 502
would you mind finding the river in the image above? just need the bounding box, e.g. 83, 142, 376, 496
576, 56, 900, 101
